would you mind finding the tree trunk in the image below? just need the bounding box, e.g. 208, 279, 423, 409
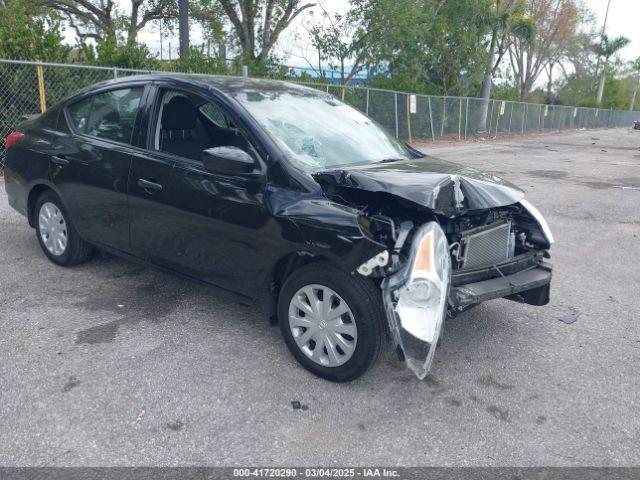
127, 0, 140, 45
477, 30, 497, 132
178, 0, 189, 59
630, 76, 640, 111
596, 62, 607, 105
546, 62, 554, 100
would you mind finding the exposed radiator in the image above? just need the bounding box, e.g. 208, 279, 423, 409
460, 220, 515, 270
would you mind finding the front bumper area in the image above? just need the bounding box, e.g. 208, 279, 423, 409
450, 262, 552, 311
381, 238, 552, 380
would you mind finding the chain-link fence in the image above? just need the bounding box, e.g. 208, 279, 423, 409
2, 58, 639, 168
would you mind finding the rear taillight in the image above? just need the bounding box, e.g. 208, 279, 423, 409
5, 132, 24, 151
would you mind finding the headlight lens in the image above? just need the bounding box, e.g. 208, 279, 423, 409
520, 199, 554, 245
382, 221, 451, 379
396, 223, 450, 343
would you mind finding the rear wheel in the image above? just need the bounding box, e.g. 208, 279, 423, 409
35, 190, 93, 266
278, 262, 385, 382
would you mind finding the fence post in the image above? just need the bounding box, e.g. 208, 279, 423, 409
494, 102, 501, 139
394, 93, 399, 139
488, 101, 494, 134
36, 61, 47, 113
341, 86, 345, 102
508, 102, 514, 134
365, 88, 370, 116
464, 97, 469, 139
428, 97, 435, 142
522, 103, 527, 134
406, 95, 412, 143
538, 105, 542, 131
113, 67, 118, 79
440, 97, 446, 138
458, 98, 462, 140
242, 65, 249, 77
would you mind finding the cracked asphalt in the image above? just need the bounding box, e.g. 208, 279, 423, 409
1, 128, 639, 466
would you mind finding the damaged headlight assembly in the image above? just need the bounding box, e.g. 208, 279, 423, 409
381, 222, 451, 379
520, 199, 554, 245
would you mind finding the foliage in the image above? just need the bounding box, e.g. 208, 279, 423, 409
211, 1, 314, 63
558, 70, 632, 109
593, 35, 631, 62
0, 0, 636, 110
509, 0, 580, 101
79, 36, 161, 69
0, 0, 71, 62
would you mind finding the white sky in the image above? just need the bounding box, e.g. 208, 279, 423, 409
74, 0, 640, 65
587, 0, 640, 61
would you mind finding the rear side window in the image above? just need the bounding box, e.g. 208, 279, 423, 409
67, 87, 143, 145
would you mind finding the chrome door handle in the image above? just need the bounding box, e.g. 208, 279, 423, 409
137, 178, 163, 193
51, 155, 69, 166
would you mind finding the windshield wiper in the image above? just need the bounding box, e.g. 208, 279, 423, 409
377, 158, 405, 163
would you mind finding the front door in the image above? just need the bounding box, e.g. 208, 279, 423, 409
128, 86, 269, 297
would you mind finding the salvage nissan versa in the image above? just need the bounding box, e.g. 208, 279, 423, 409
4, 75, 554, 381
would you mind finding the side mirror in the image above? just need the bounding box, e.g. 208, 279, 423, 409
202, 146, 255, 175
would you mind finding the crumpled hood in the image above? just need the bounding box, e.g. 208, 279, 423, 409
314, 155, 525, 217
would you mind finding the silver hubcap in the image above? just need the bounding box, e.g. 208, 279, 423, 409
288, 284, 357, 367
38, 202, 68, 256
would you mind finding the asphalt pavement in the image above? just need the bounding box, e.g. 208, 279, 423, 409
0, 128, 639, 466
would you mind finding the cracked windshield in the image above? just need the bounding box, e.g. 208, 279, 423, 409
235, 91, 411, 172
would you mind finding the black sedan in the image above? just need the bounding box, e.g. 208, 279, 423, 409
3, 74, 554, 381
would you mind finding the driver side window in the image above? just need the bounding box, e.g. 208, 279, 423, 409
154, 89, 249, 162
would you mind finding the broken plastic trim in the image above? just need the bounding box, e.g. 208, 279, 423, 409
381, 222, 451, 379
357, 250, 389, 276
520, 199, 554, 245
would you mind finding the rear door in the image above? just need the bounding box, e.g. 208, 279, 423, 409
54, 85, 146, 251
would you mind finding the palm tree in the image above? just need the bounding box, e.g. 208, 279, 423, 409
594, 34, 630, 105
630, 57, 640, 112
476, 0, 533, 132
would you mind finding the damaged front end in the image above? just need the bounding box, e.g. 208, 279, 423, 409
316, 159, 554, 380
356, 199, 553, 380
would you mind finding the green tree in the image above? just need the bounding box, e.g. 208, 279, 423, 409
36, 0, 176, 45
594, 34, 630, 105
477, 0, 533, 131
509, 0, 579, 101
211, 0, 314, 68
0, 0, 70, 61
630, 57, 640, 111
79, 36, 160, 69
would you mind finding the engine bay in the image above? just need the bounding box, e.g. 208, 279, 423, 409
326, 186, 550, 277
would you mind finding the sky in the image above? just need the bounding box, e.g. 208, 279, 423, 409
95, 0, 640, 66
586, 0, 640, 61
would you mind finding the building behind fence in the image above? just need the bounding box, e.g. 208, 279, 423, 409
1, 58, 639, 167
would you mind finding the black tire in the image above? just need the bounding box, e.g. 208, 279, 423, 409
34, 190, 93, 266
278, 262, 385, 382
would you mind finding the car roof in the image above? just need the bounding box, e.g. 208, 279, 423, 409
73, 73, 327, 99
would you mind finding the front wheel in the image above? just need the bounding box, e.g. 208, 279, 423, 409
278, 262, 385, 382
35, 190, 93, 266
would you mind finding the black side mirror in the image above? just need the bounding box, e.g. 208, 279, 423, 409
202, 146, 255, 175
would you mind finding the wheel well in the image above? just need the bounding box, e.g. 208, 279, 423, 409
27, 184, 52, 227
263, 251, 326, 325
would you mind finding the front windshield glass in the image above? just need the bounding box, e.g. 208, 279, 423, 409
234, 88, 411, 172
